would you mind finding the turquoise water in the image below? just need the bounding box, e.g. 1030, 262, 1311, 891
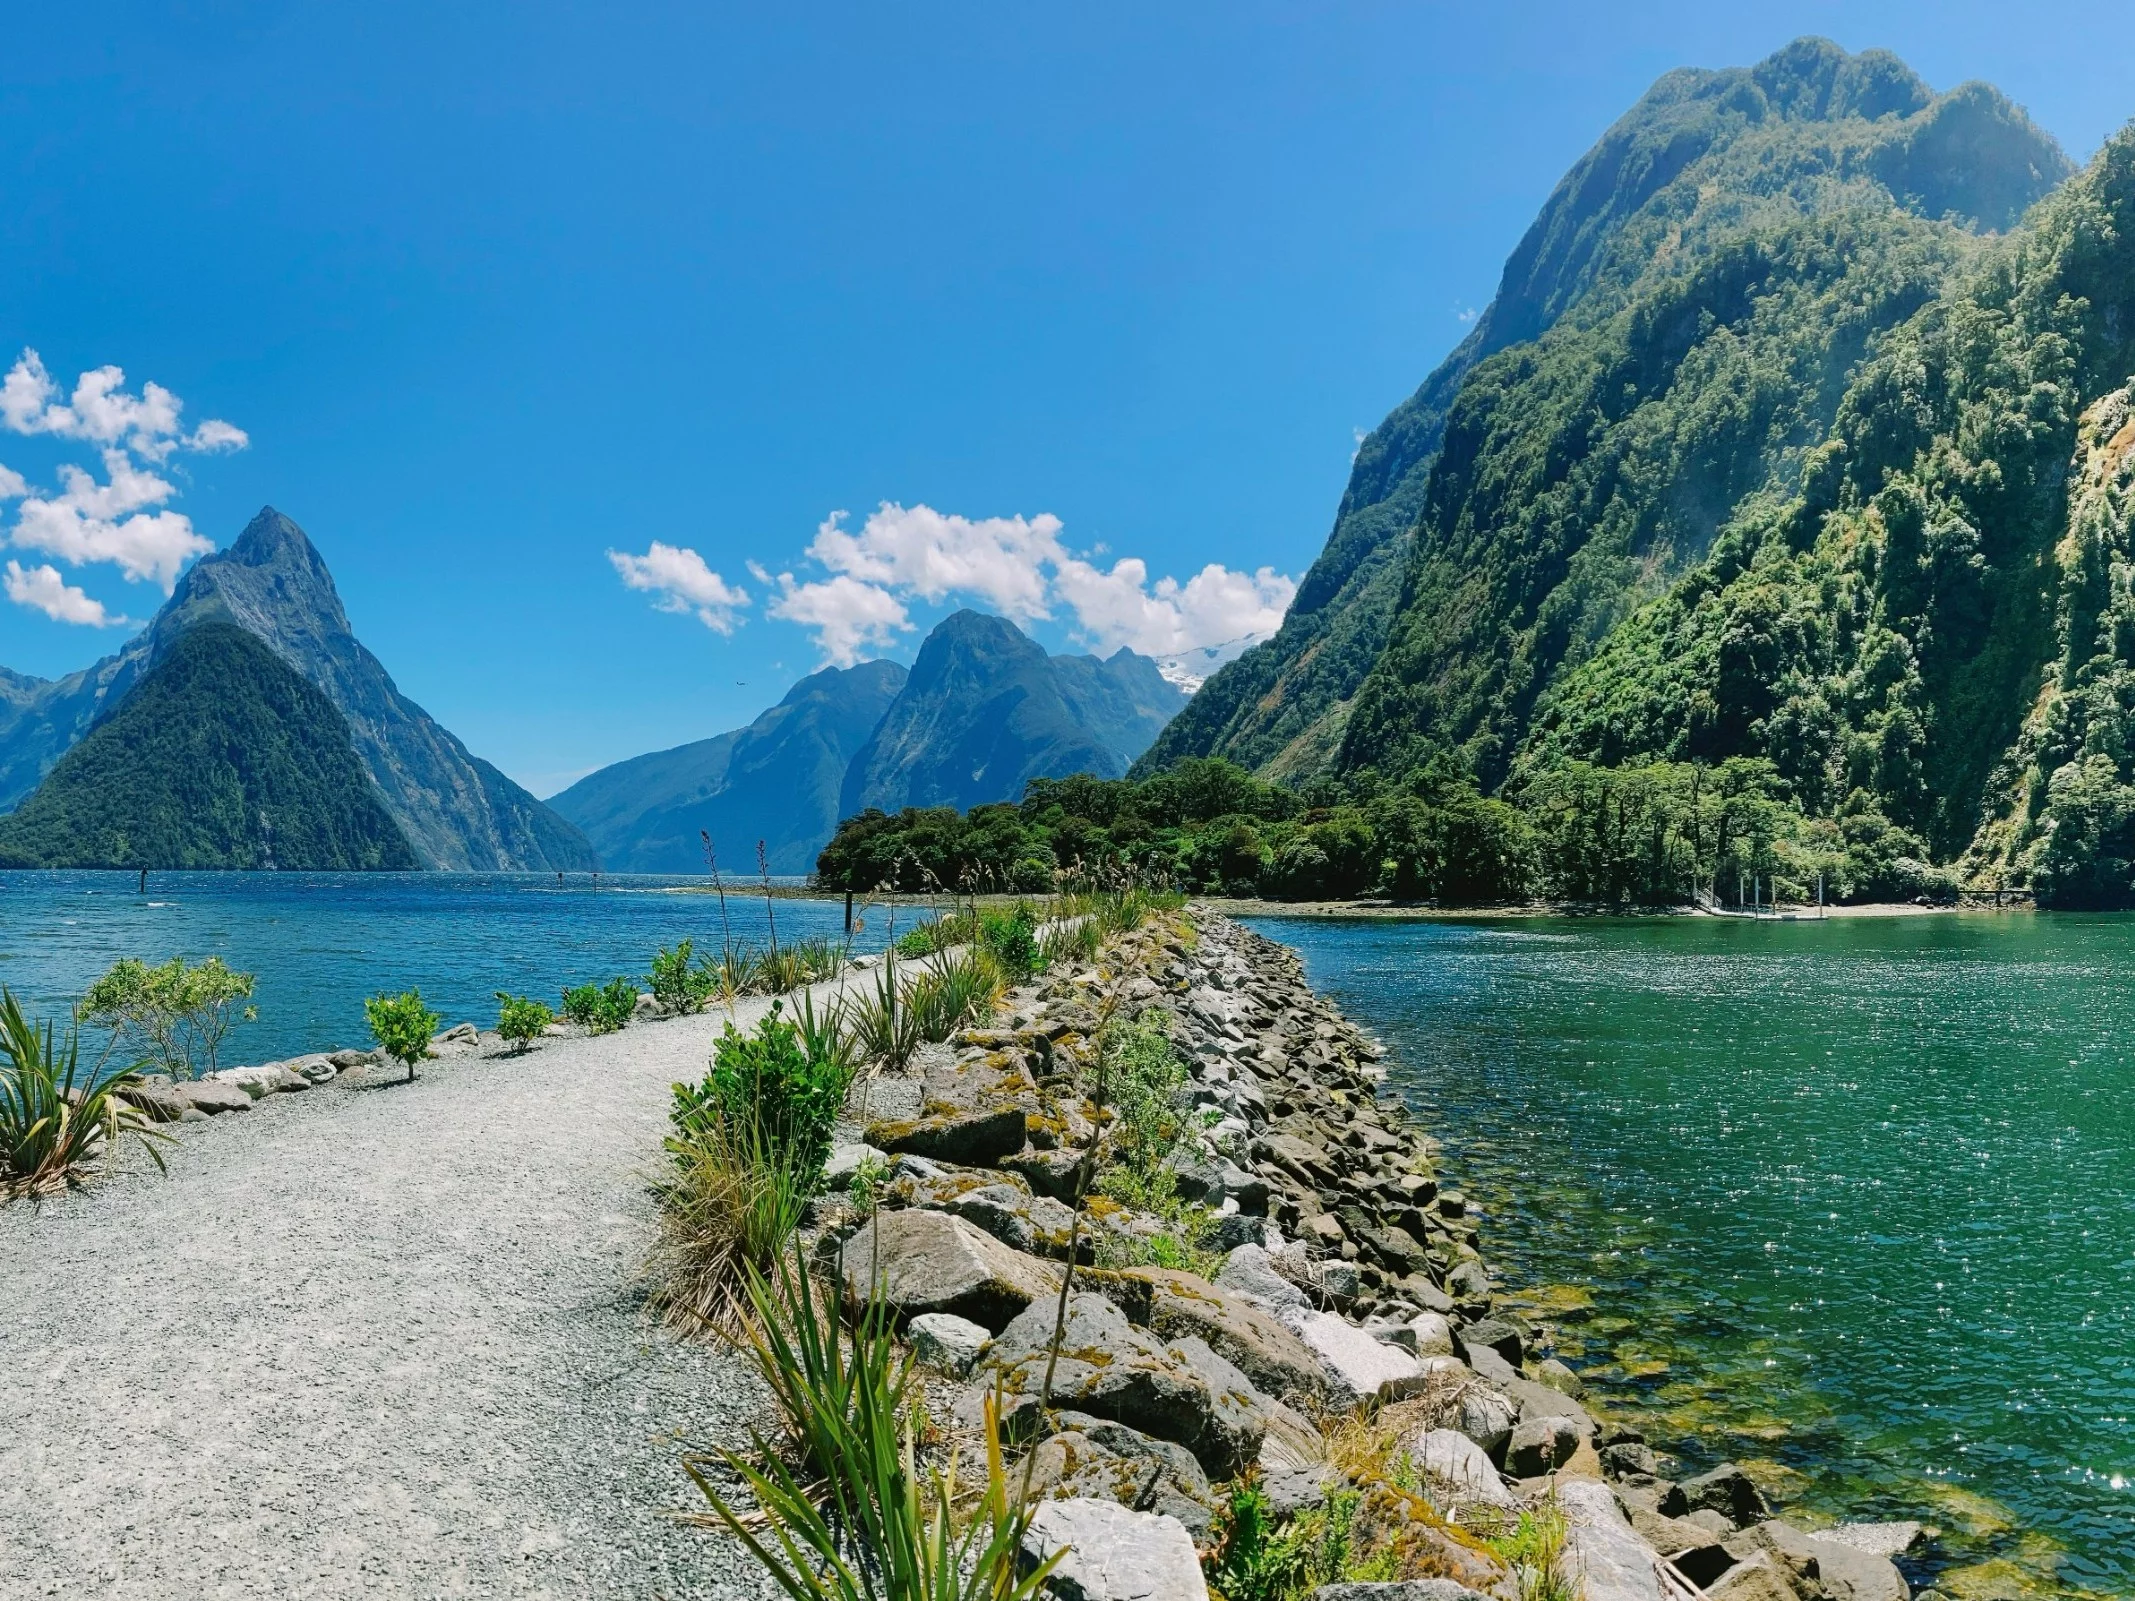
0, 870, 888, 1061
1248, 912, 2135, 1596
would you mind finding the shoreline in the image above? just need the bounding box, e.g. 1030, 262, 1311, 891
7, 905, 2016, 1598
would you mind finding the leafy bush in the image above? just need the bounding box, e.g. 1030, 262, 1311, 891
494, 992, 553, 1054
896, 910, 974, 958
1092, 1006, 1187, 1189
1039, 916, 1100, 968
977, 903, 1042, 980
690, 1247, 1058, 1601
562, 977, 636, 1034
673, 1001, 848, 1191
78, 955, 258, 1081
364, 988, 440, 1083
1, 988, 169, 1200
649, 939, 719, 1015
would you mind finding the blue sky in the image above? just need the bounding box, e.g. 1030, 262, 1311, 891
2, 2, 2131, 795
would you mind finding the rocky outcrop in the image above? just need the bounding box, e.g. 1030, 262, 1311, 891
1019, 1498, 1207, 1601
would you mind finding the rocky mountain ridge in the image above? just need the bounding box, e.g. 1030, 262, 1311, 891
0, 507, 594, 871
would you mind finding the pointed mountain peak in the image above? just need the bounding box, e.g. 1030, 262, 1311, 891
224, 506, 330, 571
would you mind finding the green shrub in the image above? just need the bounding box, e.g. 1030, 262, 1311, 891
1092, 1006, 1187, 1184
1039, 916, 1099, 968
78, 955, 257, 1081
365, 989, 441, 1083
977, 903, 1041, 980
562, 977, 636, 1033
672, 1001, 848, 1191
838, 964, 922, 1071
494, 993, 553, 1054
1, 988, 169, 1200
903, 948, 1002, 1044
649, 939, 719, 1015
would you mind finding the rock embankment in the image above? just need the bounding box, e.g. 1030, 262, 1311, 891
804, 908, 1922, 1601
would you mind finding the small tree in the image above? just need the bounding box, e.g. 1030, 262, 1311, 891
79, 955, 258, 1081
494, 993, 553, 1055
365, 989, 440, 1083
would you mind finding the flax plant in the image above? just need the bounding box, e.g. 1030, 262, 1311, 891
0, 989, 169, 1200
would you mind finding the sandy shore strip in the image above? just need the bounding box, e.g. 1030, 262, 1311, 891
0, 986, 859, 1600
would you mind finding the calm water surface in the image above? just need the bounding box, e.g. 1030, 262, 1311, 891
1248, 912, 2135, 1596
1, 870, 888, 1061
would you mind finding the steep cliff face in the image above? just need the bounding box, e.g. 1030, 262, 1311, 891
839, 611, 1186, 817
551, 658, 908, 874
0, 623, 418, 870
1518, 127, 2135, 891
1136, 36, 2071, 785
0, 507, 595, 871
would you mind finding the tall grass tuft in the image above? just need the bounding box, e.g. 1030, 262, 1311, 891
688, 1245, 1060, 1601
904, 948, 1003, 1043
0, 988, 169, 1200
646, 1122, 810, 1335
838, 964, 922, 1072
1038, 916, 1099, 968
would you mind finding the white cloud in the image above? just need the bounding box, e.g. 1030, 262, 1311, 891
753, 499, 1297, 671
1052, 555, 1295, 659
11, 451, 211, 590
4, 559, 129, 627
809, 503, 1062, 621
0, 349, 248, 459
0, 349, 246, 593
608, 541, 750, 633
768, 573, 911, 667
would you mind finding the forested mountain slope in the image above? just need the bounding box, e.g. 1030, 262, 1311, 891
0, 624, 417, 870
1516, 128, 2135, 900
1138, 37, 2068, 785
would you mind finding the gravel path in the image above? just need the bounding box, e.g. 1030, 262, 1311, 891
0, 992, 831, 1600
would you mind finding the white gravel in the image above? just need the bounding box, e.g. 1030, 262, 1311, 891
0, 992, 833, 1600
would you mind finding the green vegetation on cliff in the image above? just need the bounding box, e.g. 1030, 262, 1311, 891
0, 623, 418, 871
1136, 38, 2068, 787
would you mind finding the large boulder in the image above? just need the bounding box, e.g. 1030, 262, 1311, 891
115, 1081, 192, 1122
907, 1312, 992, 1377
1020, 1498, 1207, 1601
176, 1080, 253, 1115
1118, 1267, 1326, 1403
1505, 1414, 1584, 1479
1214, 1244, 1309, 1311
1276, 1306, 1426, 1406
208, 1062, 310, 1098
1558, 1477, 1664, 1601
1401, 1427, 1516, 1509
840, 1209, 1060, 1331
869, 1048, 1038, 1166
1681, 1463, 1771, 1528
991, 1293, 1269, 1478
1027, 1412, 1215, 1536
1802, 1533, 1907, 1601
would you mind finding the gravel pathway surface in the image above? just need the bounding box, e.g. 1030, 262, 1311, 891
0, 992, 830, 1600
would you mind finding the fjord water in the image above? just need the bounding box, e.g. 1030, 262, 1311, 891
0, 870, 884, 1062
1250, 912, 2135, 1594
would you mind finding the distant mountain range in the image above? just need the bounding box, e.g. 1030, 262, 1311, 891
552, 609, 1189, 874
549, 659, 907, 876
0, 508, 594, 871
